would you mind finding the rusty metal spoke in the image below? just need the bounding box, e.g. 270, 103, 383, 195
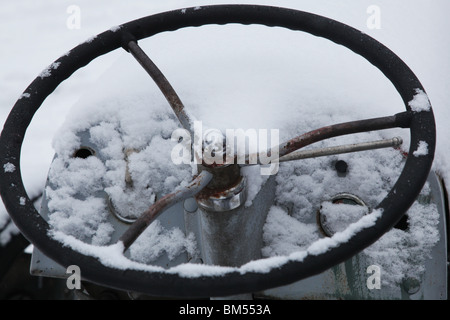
126, 40, 193, 135
119, 170, 212, 252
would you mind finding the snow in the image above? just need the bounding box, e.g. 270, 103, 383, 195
364, 186, 440, 286
319, 200, 369, 235
109, 25, 122, 32
3, 163, 16, 173
45, 155, 113, 245
307, 209, 382, 256
19, 93, 30, 99
39, 62, 61, 79
50, 229, 236, 277
129, 220, 198, 264
409, 89, 432, 113
84, 35, 97, 43
413, 141, 429, 157
0, 0, 449, 288
262, 206, 319, 256
50, 231, 165, 272
43, 75, 193, 247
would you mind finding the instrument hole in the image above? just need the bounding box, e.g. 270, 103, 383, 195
73, 147, 95, 159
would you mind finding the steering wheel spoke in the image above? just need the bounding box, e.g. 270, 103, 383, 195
126, 40, 194, 135
119, 170, 212, 252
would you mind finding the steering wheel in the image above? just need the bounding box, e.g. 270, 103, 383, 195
0, 5, 435, 298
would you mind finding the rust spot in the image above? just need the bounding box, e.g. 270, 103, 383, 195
201, 161, 228, 169
395, 146, 408, 159
195, 175, 244, 201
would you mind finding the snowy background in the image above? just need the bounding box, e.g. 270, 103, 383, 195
1, 0, 449, 278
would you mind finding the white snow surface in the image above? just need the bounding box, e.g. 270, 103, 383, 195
3, 163, 16, 173
413, 141, 429, 157
319, 201, 369, 235
1, 1, 449, 287
39, 62, 61, 79
409, 89, 432, 113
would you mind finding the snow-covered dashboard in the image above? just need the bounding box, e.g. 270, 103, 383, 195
31, 96, 447, 299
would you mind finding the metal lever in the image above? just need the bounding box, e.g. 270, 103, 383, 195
277, 137, 403, 162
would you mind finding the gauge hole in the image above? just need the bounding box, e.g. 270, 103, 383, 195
73, 147, 95, 159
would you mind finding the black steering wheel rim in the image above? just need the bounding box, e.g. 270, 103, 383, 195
0, 5, 435, 298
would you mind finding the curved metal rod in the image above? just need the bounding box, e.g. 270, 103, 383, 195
119, 170, 213, 252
